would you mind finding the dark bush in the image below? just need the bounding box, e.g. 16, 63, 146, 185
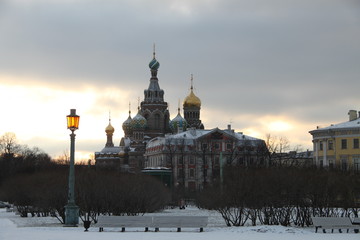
1, 167, 171, 223
197, 166, 360, 227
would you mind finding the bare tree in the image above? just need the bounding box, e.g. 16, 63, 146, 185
53, 151, 70, 165
0, 132, 21, 157
265, 134, 290, 166
198, 166, 360, 227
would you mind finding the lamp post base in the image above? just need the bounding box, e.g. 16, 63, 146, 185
64, 203, 79, 227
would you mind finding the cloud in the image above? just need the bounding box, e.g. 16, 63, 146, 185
1, 0, 360, 157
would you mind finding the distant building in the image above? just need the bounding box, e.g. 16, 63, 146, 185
144, 126, 267, 191
309, 110, 360, 171
94, 118, 132, 171
94, 119, 121, 166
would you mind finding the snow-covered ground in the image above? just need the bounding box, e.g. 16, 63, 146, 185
0, 207, 359, 240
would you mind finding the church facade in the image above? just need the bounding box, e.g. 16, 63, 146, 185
144, 126, 268, 191
95, 50, 267, 189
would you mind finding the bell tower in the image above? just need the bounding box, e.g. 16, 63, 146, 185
140, 45, 171, 138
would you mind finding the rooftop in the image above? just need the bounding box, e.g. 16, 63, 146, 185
310, 119, 360, 134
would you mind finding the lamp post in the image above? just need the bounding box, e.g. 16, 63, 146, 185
65, 109, 80, 226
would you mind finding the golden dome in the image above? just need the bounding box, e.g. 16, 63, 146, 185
105, 122, 115, 134
183, 74, 201, 108
183, 89, 201, 108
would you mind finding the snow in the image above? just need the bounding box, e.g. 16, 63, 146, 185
0, 207, 359, 240
311, 118, 360, 132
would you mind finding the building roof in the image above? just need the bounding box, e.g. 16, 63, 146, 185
146, 127, 263, 148
309, 118, 360, 134
99, 146, 121, 154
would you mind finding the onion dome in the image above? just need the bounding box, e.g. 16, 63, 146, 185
183, 89, 201, 108
149, 54, 160, 70
105, 122, 115, 134
183, 75, 201, 108
105, 115, 115, 147
149, 44, 160, 70
170, 108, 187, 133
122, 110, 133, 134
131, 107, 147, 129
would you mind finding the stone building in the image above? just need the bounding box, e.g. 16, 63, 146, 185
309, 110, 360, 171
144, 126, 267, 191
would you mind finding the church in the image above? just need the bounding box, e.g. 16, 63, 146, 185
95, 49, 205, 171
95, 50, 267, 189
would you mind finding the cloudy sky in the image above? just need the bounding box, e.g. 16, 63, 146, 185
1, 0, 360, 161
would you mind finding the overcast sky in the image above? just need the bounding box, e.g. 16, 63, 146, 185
1, 0, 360, 161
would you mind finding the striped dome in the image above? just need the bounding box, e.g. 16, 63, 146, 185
170, 109, 187, 133
131, 108, 147, 129
149, 57, 160, 70
122, 111, 133, 134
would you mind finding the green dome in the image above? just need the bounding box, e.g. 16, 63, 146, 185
122, 115, 133, 134
170, 110, 187, 133
149, 57, 160, 70
131, 109, 147, 129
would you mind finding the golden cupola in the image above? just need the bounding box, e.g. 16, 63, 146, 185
105, 121, 115, 134
183, 74, 201, 108
105, 112, 115, 134
105, 114, 115, 147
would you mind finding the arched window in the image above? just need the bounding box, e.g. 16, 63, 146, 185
154, 113, 160, 129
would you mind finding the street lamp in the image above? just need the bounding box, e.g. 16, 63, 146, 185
65, 109, 80, 226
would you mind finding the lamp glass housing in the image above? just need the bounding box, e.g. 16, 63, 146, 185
67, 109, 80, 131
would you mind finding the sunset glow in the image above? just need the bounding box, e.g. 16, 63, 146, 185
268, 121, 292, 132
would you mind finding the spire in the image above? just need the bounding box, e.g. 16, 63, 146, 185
153, 43, 156, 59
190, 73, 194, 91
137, 97, 140, 111
178, 99, 181, 114
145, 45, 164, 103
128, 102, 131, 116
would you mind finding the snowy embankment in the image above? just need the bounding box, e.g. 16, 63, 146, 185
0, 207, 359, 240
